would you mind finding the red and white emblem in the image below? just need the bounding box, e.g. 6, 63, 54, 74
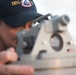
21, 0, 32, 7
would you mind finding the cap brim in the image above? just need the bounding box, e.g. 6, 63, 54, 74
1, 11, 42, 27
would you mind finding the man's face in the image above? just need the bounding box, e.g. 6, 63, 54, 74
0, 20, 32, 50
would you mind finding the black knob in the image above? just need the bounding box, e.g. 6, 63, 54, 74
60, 15, 70, 25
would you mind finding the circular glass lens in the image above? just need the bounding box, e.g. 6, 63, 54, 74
50, 33, 63, 51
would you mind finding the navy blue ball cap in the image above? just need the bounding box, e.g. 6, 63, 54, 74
0, 0, 42, 27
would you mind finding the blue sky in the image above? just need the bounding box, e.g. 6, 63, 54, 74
34, 0, 76, 42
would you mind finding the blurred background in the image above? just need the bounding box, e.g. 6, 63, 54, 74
34, 0, 76, 43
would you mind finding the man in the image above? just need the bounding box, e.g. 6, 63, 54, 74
0, 0, 42, 75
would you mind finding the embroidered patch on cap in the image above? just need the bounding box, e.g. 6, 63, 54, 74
21, 0, 32, 7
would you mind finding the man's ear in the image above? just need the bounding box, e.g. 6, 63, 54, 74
0, 20, 4, 31
0, 20, 3, 25
0, 20, 1, 24
0, 20, 2, 36
0, 20, 4, 33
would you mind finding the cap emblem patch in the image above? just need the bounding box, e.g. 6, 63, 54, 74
21, 0, 32, 7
